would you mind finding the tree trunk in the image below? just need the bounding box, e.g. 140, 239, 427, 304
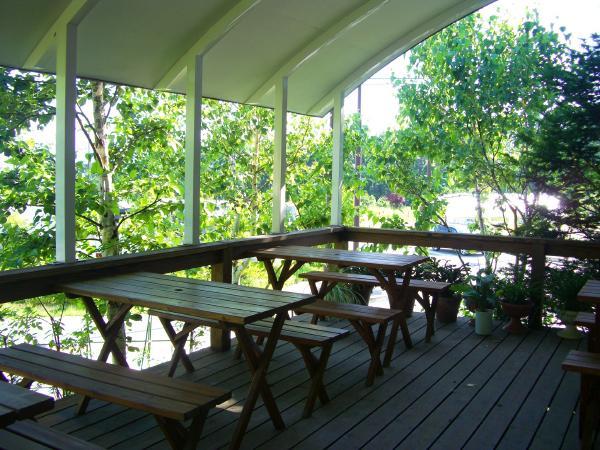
92, 81, 126, 362
474, 182, 486, 234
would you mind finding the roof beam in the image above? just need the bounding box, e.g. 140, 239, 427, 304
24, 0, 100, 69
245, 0, 390, 104
154, 0, 262, 90
307, 0, 495, 116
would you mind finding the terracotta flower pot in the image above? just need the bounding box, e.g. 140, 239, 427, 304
499, 301, 533, 334
436, 295, 461, 323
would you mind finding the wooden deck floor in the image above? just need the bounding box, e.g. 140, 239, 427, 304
37, 312, 592, 449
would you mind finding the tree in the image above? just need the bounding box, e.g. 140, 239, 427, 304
379, 12, 566, 236
523, 35, 600, 240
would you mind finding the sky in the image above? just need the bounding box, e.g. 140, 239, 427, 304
344, 0, 599, 134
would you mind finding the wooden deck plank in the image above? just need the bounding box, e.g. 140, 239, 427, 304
327, 322, 508, 450
34, 312, 584, 450
367, 326, 523, 449
260, 320, 473, 450
430, 328, 549, 450
496, 338, 581, 450
462, 330, 561, 449
198, 317, 430, 450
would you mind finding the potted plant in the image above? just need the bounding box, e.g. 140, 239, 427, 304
414, 258, 470, 323
453, 270, 497, 335
496, 271, 533, 334
324, 266, 373, 306
547, 263, 590, 339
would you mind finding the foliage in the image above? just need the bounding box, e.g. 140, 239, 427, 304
496, 265, 532, 305
453, 269, 498, 311
546, 261, 592, 312
377, 12, 567, 235
414, 258, 470, 285
522, 35, 600, 240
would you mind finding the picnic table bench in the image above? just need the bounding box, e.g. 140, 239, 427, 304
294, 299, 402, 385
0, 419, 105, 450
148, 309, 349, 417
300, 271, 450, 343
562, 350, 600, 449
0, 343, 231, 450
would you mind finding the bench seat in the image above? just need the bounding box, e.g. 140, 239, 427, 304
562, 350, 600, 449
300, 271, 450, 343
0, 419, 105, 450
149, 310, 349, 417
0, 344, 231, 450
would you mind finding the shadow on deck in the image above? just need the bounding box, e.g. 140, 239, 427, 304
37, 312, 587, 449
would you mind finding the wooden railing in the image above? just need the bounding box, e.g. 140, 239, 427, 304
1, 226, 598, 348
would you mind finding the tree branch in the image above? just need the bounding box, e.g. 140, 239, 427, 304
116, 194, 162, 229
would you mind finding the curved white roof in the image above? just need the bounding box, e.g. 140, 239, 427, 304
0, 0, 494, 116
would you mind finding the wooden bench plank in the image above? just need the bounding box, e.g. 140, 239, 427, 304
0, 345, 230, 421
300, 271, 450, 293
149, 310, 348, 418
2, 419, 104, 450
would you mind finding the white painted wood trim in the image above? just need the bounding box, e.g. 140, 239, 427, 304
24, 0, 99, 69
55, 23, 78, 263
245, 0, 390, 104
183, 55, 203, 245
330, 91, 344, 226
154, 0, 262, 90
271, 77, 288, 234
308, 0, 495, 116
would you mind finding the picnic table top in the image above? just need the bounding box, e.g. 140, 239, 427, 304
577, 279, 600, 304
249, 245, 428, 271
59, 272, 315, 325
0, 381, 54, 428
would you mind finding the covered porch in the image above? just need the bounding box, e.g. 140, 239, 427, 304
36, 310, 582, 449
1, 0, 600, 449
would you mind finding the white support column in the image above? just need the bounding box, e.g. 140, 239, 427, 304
271, 77, 288, 234
330, 91, 344, 226
183, 55, 203, 245
55, 23, 77, 263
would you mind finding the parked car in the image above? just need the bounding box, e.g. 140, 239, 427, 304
433, 224, 468, 254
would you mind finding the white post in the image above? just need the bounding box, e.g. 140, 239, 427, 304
183, 55, 203, 244
55, 23, 77, 263
330, 91, 344, 226
272, 77, 288, 233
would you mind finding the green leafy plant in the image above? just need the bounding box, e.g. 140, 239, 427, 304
546, 262, 591, 312
453, 269, 498, 312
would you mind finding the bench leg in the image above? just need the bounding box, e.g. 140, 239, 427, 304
383, 318, 400, 367
580, 375, 599, 449
155, 409, 208, 450
295, 343, 332, 418
230, 314, 286, 450
351, 320, 387, 386
414, 291, 437, 343
368, 269, 413, 349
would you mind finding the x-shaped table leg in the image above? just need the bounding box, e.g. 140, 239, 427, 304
158, 318, 198, 376
229, 313, 286, 450
77, 296, 132, 414
369, 268, 413, 349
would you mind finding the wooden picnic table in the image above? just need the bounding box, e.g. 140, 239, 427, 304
578, 279, 600, 352
0, 381, 54, 428
249, 245, 428, 348
58, 271, 315, 450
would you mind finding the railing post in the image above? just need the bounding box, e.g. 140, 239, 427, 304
528, 243, 546, 329
210, 248, 232, 351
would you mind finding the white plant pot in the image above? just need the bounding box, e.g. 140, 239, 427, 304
475, 310, 493, 336
557, 310, 583, 340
